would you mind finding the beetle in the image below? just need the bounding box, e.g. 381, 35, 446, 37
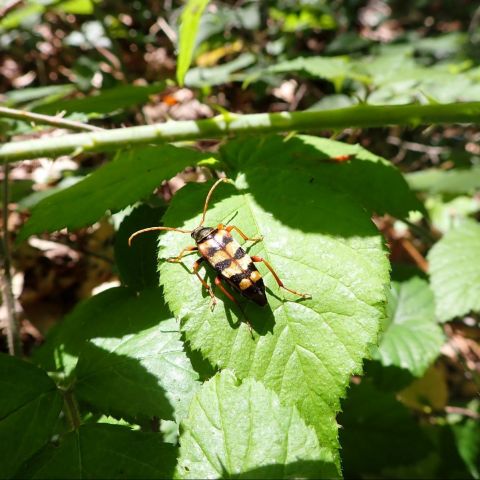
128, 178, 311, 315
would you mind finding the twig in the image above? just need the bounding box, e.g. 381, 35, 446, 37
0, 159, 21, 356
0, 106, 103, 132
399, 237, 429, 273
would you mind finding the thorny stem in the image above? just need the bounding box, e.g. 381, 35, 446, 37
2, 102, 480, 161
1, 160, 21, 356
0, 106, 103, 132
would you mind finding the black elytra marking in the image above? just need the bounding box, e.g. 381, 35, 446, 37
220, 235, 234, 247
215, 259, 232, 271
247, 262, 256, 273
206, 246, 218, 257
230, 272, 247, 283
234, 247, 246, 259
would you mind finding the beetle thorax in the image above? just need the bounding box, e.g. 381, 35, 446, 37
191, 226, 215, 243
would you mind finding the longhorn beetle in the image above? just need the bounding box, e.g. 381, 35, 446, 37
129, 178, 311, 318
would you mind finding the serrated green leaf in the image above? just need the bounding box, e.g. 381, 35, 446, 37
75, 315, 199, 422
374, 277, 444, 377
159, 159, 390, 461
35, 287, 199, 422
35, 83, 166, 116
428, 221, 480, 322
114, 204, 165, 290
339, 380, 432, 477
19, 145, 212, 240
176, 0, 210, 86
177, 370, 337, 479
0, 354, 63, 479
221, 135, 425, 219
16, 424, 176, 479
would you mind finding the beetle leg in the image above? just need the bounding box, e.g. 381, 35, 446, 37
214, 276, 253, 335
250, 255, 311, 299
193, 258, 217, 310
167, 245, 198, 263
218, 224, 263, 243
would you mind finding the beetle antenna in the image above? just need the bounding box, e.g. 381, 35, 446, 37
198, 177, 232, 227
128, 226, 192, 246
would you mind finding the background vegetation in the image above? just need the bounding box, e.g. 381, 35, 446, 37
0, 0, 479, 478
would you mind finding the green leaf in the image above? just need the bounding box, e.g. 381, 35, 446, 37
339, 380, 432, 477
19, 145, 212, 240
159, 145, 390, 461
35, 83, 166, 116
427, 221, 480, 322
75, 317, 199, 423
374, 277, 444, 377
176, 0, 210, 86
185, 52, 255, 88
267, 56, 372, 87
406, 167, 480, 195
176, 370, 337, 479
0, 354, 63, 479
221, 134, 424, 219
35, 287, 199, 422
16, 423, 176, 479
114, 204, 165, 290
451, 411, 480, 479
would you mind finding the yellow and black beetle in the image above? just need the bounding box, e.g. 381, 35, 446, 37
129, 178, 310, 315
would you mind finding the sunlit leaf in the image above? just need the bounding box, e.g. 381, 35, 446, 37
158, 137, 391, 463
374, 277, 444, 377
35, 287, 199, 422
176, 0, 210, 86
176, 370, 337, 479
428, 221, 480, 322
19, 145, 212, 240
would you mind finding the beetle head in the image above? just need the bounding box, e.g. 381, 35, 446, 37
191, 226, 214, 243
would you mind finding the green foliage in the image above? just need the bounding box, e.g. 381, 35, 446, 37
114, 204, 165, 290
159, 136, 391, 464
406, 167, 480, 195
36, 287, 199, 421
3, 4, 480, 477
17, 424, 177, 479
221, 135, 425, 218
35, 84, 167, 117
177, 0, 211, 86
339, 380, 432, 478
19, 145, 213, 241
428, 221, 480, 322
374, 277, 444, 377
0, 354, 63, 478
176, 370, 337, 479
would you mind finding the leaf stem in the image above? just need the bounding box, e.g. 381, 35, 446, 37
63, 388, 81, 431
0, 106, 104, 132
2, 102, 480, 162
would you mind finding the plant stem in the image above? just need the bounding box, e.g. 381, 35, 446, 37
1, 160, 21, 356
1, 102, 480, 162
63, 388, 81, 430
0, 106, 103, 132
